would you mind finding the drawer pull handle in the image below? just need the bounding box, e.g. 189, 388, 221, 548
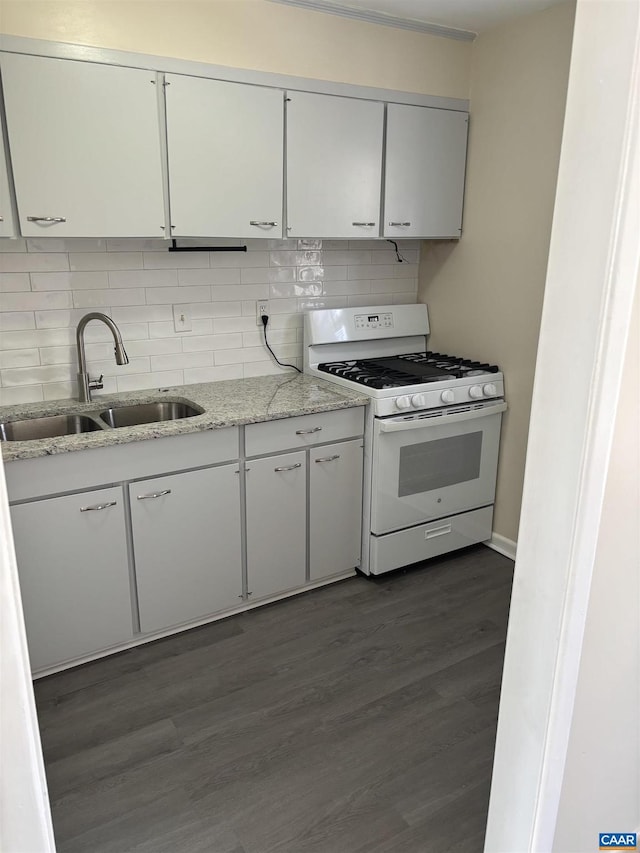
250, 220, 278, 227
295, 426, 322, 435
352, 221, 375, 226
137, 489, 172, 500
388, 221, 411, 226
80, 501, 117, 512
315, 454, 340, 463
274, 463, 302, 472
27, 216, 67, 223
425, 523, 452, 540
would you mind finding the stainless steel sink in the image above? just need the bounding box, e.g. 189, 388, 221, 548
0, 414, 104, 442
98, 401, 204, 428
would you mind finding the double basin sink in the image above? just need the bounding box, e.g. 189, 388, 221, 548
0, 401, 204, 442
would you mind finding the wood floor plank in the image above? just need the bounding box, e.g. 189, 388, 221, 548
36, 544, 513, 853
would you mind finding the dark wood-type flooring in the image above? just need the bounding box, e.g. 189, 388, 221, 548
35, 544, 513, 853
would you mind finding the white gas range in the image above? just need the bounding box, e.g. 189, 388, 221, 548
304, 304, 507, 575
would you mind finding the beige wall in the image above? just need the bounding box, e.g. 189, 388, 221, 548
418, 1, 575, 543
0, 0, 471, 98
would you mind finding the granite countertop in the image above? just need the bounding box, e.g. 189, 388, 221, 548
0, 374, 369, 462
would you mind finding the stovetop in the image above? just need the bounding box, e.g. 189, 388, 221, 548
318, 351, 500, 390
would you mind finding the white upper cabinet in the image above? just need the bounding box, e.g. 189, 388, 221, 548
0, 53, 165, 238
384, 104, 469, 239
286, 92, 384, 238
0, 115, 17, 238
165, 75, 284, 239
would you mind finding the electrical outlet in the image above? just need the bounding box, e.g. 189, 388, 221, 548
256, 300, 270, 325
173, 304, 192, 332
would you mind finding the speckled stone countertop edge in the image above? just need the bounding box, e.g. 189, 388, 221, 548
1, 375, 369, 463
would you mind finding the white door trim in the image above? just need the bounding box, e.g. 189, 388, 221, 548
0, 452, 56, 852
485, 1, 640, 850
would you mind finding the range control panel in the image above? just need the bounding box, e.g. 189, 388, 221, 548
354, 312, 394, 330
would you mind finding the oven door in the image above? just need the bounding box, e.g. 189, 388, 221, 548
371, 400, 507, 535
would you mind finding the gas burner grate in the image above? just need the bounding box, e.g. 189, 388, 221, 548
317, 351, 499, 389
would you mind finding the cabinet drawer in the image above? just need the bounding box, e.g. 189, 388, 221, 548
245, 407, 364, 457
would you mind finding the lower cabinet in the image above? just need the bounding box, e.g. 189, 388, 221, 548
10, 486, 133, 671
309, 439, 363, 581
130, 464, 242, 633
245, 451, 306, 599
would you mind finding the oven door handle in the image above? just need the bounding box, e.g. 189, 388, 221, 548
379, 401, 507, 432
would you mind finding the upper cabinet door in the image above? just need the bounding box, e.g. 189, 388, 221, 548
384, 104, 469, 239
0, 54, 165, 238
165, 75, 284, 239
0, 116, 17, 238
286, 92, 383, 238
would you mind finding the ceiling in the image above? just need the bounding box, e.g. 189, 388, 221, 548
270, 0, 564, 37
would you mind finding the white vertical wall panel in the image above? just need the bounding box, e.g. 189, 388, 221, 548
286, 92, 384, 238
0, 116, 17, 238
309, 439, 363, 580
165, 75, 284, 238
0, 54, 165, 238
130, 464, 242, 633
246, 451, 306, 599
10, 487, 133, 671
384, 104, 468, 238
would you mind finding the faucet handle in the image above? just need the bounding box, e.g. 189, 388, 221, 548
88, 374, 104, 391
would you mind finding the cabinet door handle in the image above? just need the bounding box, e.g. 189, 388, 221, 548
137, 489, 172, 500
0, 216, 3, 222
352, 222, 375, 226
249, 220, 278, 227
315, 454, 340, 463
26, 216, 67, 223
80, 501, 117, 512
274, 463, 302, 472
295, 426, 322, 435
388, 221, 411, 226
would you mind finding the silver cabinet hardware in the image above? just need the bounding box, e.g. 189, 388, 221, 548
388, 221, 411, 226
274, 463, 302, 472
352, 222, 375, 226
315, 454, 340, 463
80, 501, 117, 512
295, 426, 322, 435
250, 220, 278, 227
137, 489, 172, 500
0, 216, 3, 222
27, 216, 66, 223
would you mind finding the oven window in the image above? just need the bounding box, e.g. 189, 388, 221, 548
398, 432, 483, 497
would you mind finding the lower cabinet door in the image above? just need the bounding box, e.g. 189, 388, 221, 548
246, 451, 306, 599
309, 439, 363, 580
11, 486, 133, 671
130, 464, 242, 633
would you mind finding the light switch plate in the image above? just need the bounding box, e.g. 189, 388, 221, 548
173, 304, 192, 332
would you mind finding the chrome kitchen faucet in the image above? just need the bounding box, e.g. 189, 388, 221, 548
76, 312, 129, 403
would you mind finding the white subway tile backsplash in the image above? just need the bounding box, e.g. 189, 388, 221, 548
69, 252, 143, 271
146, 286, 210, 304
0, 273, 31, 292
108, 269, 177, 288
0, 238, 418, 397
30, 271, 109, 291
0, 311, 36, 331
72, 289, 146, 308
1, 291, 73, 311
0, 253, 70, 273
0, 384, 44, 405
179, 268, 240, 286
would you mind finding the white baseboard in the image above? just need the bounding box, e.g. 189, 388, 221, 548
485, 532, 517, 561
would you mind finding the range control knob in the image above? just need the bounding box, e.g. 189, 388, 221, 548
469, 385, 484, 399
396, 395, 413, 410
483, 383, 498, 397
411, 393, 428, 408
441, 389, 455, 404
